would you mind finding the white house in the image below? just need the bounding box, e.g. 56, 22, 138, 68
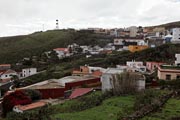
175, 54, 180, 65
0, 69, 17, 83
80, 45, 89, 53
127, 61, 143, 67
22, 68, 37, 78
53, 48, 70, 59
114, 39, 147, 46
171, 28, 180, 43
126, 61, 146, 73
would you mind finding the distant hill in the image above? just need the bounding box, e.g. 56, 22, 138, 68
0, 30, 111, 63
145, 21, 180, 29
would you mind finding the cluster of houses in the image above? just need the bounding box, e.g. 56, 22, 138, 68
1, 26, 180, 114
1, 53, 180, 113
50, 27, 180, 59
0, 65, 37, 97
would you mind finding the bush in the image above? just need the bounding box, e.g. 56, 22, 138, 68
23, 89, 42, 101
133, 89, 160, 110
111, 72, 139, 96
52, 92, 112, 113
2, 90, 32, 116
6, 106, 53, 120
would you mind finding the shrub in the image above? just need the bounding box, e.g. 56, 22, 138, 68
133, 89, 160, 110
23, 89, 42, 101
2, 90, 32, 116
6, 106, 53, 120
110, 72, 139, 96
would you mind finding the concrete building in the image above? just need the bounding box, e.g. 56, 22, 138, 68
175, 54, 180, 65
128, 45, 148, 53
158, 65, 180, 80
22, 68, 37, 78
171, 28, 180, 43
114, 39, 147, 46
53, 48, 70, 59
0, 69, 17, 83
72, 65, 106, 77
21, 75, 100, 99
101, 69, 145, 92
126, 61, 146, 73
0, 64, 11, 71
158, 54, 180, 80
129, 26, 138, 37
146, 62, 166, 72
101, 68, 126, 92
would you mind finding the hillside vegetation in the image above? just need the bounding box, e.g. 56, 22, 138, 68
145, 21, 180, 29
0, 30, 111, 63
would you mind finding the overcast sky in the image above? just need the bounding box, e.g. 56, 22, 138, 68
0, 0, 180, 37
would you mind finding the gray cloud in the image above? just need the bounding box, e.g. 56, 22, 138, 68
0, 0, 180, 36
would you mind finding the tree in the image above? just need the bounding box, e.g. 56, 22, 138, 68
110, 72, 138, 95
24, 89, 42, 101
49, 51, 59, 63
10, 75, 21, 89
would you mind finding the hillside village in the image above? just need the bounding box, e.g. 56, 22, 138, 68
0, 25, 180, 120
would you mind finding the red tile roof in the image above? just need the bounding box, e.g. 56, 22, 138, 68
53, 48, 68, 51
0, 78, 11, 83
14, 101, 47, 111
0, 64, 11, 67
92, 70, 103, 77
2, 69, 16, 74
69, 88, 93, 99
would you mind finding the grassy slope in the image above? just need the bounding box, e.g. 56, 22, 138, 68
0, 30, 108, 63
141, 98, 180, 120
51, 96, 134, 120
0, 30, 71, 63
145, 21, 180, 29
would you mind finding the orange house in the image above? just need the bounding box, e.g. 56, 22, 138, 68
128, 45, 148, 52
72, 66, 90, 76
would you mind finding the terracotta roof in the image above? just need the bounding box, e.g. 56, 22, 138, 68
53, 48, 68, 51
3, 69, 16, 74
0, 64, 11, 67
0, 78, 11, 83
92, 70, 103, 77
69, 88, 93, 99
14, 101, 47, 111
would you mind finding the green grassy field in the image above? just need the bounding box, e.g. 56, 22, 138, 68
51, 96, 135, 120
141, 98, 180, 120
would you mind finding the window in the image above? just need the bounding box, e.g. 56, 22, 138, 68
166, 74, 171, 80
176, 75, 180, 79
29, 70, 31, 73
5, 75, 8, 77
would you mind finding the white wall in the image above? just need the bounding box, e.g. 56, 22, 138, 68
22, 68, 37, 78
175, 54, 180, 65
172, 28, 180, 42
0, 72, 17, 80
101, 74, 113, 92
127, 61, 143, 67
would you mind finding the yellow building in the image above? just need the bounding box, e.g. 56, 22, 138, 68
128, 45, 148, 52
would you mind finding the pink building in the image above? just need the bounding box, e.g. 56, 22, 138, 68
146, 62, 165, 72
